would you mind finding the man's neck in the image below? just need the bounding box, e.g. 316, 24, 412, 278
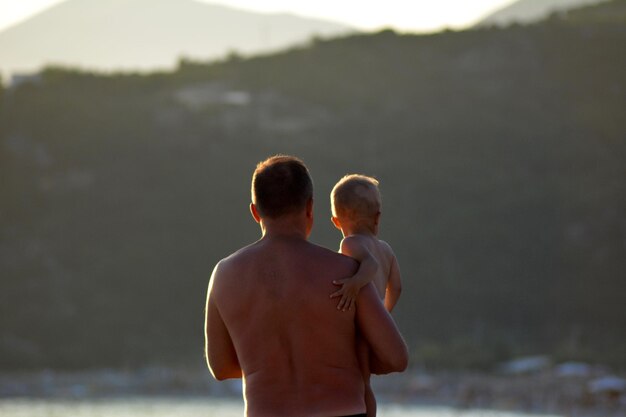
260, 216, 309, 240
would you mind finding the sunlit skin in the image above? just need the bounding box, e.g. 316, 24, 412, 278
205, 196, 408, 417
330, 178, 403, 417
330, 202, 402, 312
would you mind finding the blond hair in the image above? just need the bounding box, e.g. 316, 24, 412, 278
331, 174, 381, 220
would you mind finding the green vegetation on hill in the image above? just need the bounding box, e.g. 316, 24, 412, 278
1, 0, 625, 371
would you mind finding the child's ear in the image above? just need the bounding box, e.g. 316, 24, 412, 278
331, 216, 342, 230
250, 203, 261, 224
374, 211, 381, 226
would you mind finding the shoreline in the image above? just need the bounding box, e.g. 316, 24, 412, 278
373, 371, 626, 417
1, 368, 625, 416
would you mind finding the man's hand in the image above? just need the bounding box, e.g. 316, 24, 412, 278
330, 277, 361, 311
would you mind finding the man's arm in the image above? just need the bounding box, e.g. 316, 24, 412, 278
384, 254, 402, 312
330, 236, 379, 311
205, 262, 242, 380
356, 283, 408, 374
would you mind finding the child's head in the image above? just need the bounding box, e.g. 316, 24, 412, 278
331, 174, 381, 234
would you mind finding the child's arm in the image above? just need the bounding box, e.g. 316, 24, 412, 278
330, 236, 378, 311
384, 254, 402, 312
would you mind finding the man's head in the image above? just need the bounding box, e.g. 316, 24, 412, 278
331, 174, 381, 233
251, 155, 313, 220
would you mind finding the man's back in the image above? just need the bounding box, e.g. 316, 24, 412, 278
206, 155, 407, 417
210, 236, 367, 416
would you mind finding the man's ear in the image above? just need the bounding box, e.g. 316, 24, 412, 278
331, 216, 342, 230
250, 203, 261, 223
305, 198, 314, 218
374, 211, 381, 226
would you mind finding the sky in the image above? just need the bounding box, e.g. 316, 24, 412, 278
0, 0, 517, 33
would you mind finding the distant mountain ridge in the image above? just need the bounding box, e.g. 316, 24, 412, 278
477, 0, 608, 25
0, 0, 354, 79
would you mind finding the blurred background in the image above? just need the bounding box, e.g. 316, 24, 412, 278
0, 0, 625, 415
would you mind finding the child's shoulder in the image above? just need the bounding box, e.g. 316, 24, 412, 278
340, 234, 371, 251
376, 239, 397, 259
342, 233, 370, 244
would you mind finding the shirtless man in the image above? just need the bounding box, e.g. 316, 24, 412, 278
205, 155, 408, 417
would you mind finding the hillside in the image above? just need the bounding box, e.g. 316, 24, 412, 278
1, 0, 625, 370
0, 0, 353, 78
478, 0, 608, 25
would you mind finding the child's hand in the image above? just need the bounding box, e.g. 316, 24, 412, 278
330, 278, 361, 311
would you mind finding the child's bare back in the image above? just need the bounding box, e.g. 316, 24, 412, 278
339, 234, 401, 311
329, 174, 403, 417
329, 174, 402, 312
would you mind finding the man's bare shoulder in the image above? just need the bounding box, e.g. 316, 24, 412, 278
307, 241, 359, 272
221, 241, 259, 262
214, 239, 357, 275
211, 242, 261, 279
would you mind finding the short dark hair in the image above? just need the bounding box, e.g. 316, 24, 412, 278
252, 155, 313, 218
